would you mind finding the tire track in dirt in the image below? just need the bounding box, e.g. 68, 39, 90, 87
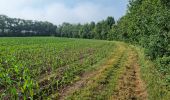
111, 49, 148, 100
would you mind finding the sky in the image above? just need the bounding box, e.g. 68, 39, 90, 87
0, 0, 129, 25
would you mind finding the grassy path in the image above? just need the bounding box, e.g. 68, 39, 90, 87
49, 42, 148, 100
112, 48, 147, 100
49, 42, 126, 99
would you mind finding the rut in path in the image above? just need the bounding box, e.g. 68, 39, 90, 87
112, 50, 148, 100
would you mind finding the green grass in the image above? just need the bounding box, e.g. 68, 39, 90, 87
134, 46, 170, 100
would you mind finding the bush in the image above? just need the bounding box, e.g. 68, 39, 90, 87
156, 56, 170, 75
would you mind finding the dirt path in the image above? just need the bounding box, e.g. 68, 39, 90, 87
112, 50, 148, 100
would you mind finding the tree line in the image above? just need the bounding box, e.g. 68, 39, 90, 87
0, 15, 57, 36
56, 16, 115, 40
115, 0, 170, 76
0, 15, 115, 39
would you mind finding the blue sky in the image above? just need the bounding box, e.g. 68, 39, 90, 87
0, 0, 129, 25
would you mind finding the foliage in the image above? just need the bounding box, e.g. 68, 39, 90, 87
114, 0, 170, 76
135, 46, 170, 100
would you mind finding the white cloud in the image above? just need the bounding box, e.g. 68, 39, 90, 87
0, 0, 128, 25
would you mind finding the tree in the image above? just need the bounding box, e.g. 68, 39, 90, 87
106, 16, 115, 28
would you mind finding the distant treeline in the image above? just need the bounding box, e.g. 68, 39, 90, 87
0, 15, 57, 36
0, 15, 115, 39
0, 0, 169, 75
56, 17, 115, 40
